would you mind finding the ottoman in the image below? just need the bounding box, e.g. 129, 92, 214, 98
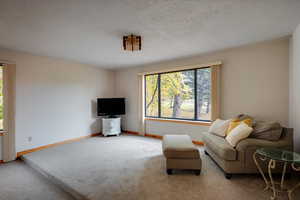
162, 135, 202, 175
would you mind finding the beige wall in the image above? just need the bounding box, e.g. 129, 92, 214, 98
0, 36, 291, 157
0, 49, 115, 153
115, 37, 290, 141
290, 24, 300, 153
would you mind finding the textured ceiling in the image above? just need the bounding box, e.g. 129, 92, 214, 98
0, 0, 300, 69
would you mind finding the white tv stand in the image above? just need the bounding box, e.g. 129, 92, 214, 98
102, 117, 121, 136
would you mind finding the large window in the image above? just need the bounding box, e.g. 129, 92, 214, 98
145, 67, 211, 121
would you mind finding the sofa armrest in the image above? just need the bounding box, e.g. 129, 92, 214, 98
236, 138, 291, 152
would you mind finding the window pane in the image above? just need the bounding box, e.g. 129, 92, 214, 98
145, 74, 159, 117
0, 66, 3, 130
197, 68, 211, 121
161, 70, 195, 119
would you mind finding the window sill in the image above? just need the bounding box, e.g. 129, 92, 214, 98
145, 117, 212, 126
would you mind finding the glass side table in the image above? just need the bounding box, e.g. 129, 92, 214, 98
253, 148, 300, 200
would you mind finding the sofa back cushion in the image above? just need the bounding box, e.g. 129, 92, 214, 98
250, 121, 282, 141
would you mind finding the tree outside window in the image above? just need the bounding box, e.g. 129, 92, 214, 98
145, 67, 211, 121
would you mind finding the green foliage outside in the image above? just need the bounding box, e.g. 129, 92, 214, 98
145, 74, 159, 116
196, 68, 211, 120
145, 68, 211, 120
161, 71, 193, 118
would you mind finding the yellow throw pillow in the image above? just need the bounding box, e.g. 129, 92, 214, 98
226, 118, 253, 136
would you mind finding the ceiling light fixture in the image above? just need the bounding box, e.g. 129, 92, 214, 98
123, 34, 141, 51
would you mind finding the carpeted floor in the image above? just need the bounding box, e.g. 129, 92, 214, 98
22, 134, 300, 200
0, 160, 73, 200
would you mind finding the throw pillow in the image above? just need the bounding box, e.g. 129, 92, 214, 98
250, 121, 283, 141
226, 122, 253, 147
226, 118, 253, 136
209, 119, 232, 137
236, 114, 256, 126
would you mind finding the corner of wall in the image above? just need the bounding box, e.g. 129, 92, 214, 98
290, 23, 300, 153
289, 35, 294, 128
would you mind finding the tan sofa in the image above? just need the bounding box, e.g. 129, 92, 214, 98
202, 128, 293, 179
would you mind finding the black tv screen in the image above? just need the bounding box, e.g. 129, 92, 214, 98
97, 98, 125, 116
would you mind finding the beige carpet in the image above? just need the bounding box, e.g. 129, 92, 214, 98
22, 134, 300, 200
0, 160, 73, 200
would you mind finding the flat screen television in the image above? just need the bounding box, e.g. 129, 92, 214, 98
97, 98, 125, 117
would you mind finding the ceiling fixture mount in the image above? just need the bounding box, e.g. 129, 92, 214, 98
123, 34, 141, 51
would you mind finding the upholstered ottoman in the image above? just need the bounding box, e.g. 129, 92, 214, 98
162, 135, 202, 175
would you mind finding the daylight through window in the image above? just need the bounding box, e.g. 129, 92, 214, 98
145, 67, 211, 121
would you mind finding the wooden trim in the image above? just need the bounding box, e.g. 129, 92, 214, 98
123, 130, 204, 146
16, 133, 102, 157
16, 130, 204, 158
138, 61, 222, 75
90, 133, 101, 137
145, 117, 211, 126
123, 130, 140, 135
145, 133, 163, 139
192, 141, 205, 146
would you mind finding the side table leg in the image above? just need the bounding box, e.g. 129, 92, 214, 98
253, 152, 270, 190
288, 163, 300, 200
268, 159, 277, 200
280, 161, 287, 190
288, 182, 300, 200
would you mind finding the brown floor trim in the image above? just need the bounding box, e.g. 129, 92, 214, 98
192, 140, 205, 146
124, 130, 204, 146
16, 130, 204, 158
145, 133, 163, 139
16, 133, 102, 157
123, 130, 139, 135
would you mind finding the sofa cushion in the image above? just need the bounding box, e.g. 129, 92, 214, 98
250, 121, 283, 141
202, 132, 237, 161
209, 119, 232, 137
162, 135, 200, 159
226, 118, 253, 136
225, 122, 253, 147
